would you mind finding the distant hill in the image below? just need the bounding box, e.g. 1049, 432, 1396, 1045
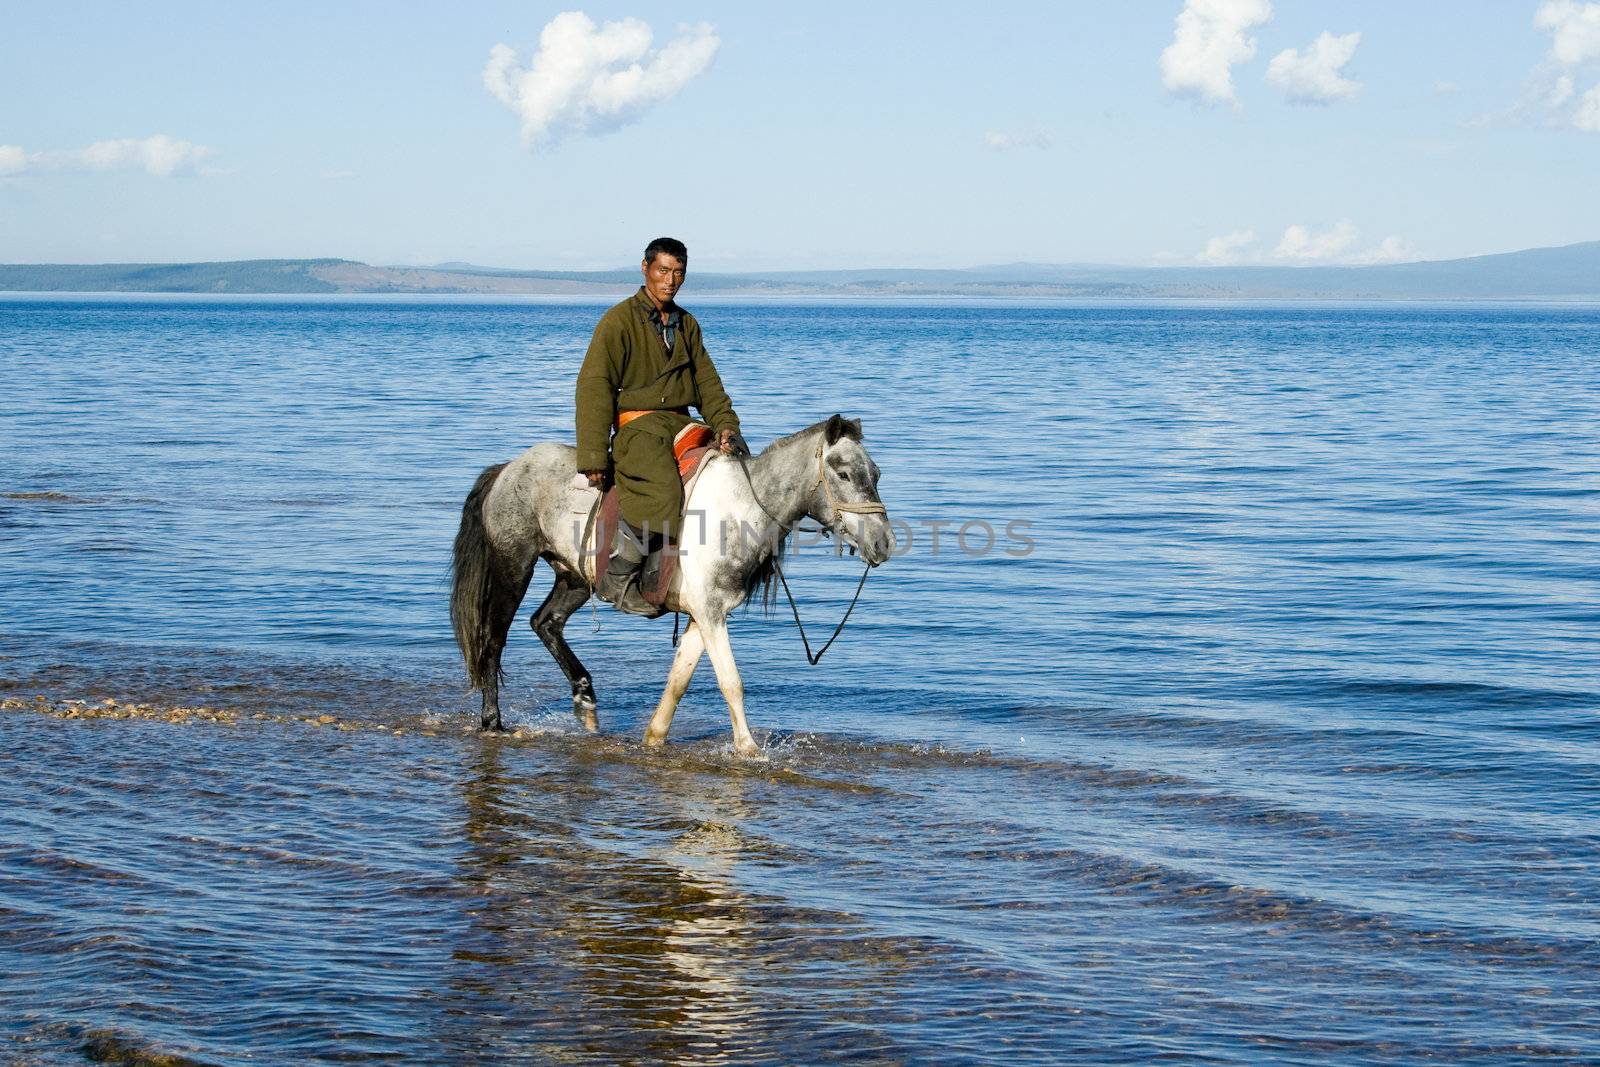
978, 241, 1600, 299
0, 259, 350, 294
2, 241, 1598, 299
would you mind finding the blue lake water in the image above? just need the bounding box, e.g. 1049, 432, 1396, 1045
1, 295, 1598, 1064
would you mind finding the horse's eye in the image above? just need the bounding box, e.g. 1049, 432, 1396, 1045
839, 470, 852, 482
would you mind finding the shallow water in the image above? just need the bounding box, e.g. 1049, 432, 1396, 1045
2, 296, 1598, 1064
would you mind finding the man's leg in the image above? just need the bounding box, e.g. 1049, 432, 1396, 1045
596, 519, 648, 607
615, 426, 684, 551
605, 426, 683, 615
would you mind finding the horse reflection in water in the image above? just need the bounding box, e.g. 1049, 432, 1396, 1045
443, 739, 929, 1061
446, 744, 767, 1062
450, 416, 894, 754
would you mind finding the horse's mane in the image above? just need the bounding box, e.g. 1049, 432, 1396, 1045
742, 537, 785, 615
761, 416, 861, 454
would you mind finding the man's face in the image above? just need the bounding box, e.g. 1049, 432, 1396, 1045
641, 253, 686, 307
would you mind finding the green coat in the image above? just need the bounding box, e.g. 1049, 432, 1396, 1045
575, 289, 741, 538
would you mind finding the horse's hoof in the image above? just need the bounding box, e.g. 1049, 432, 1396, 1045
573, 701, 599, 733
642, 730, 667, 748
734, 740, 764, 760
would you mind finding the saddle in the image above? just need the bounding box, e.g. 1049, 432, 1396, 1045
581, 421, 718, 607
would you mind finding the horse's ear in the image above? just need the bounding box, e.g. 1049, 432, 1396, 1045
824, 414, 862, 444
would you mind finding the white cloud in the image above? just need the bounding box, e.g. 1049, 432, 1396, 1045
72, 135, 215, 177
1196, 229, 1256, 264
484, 11, 719, 150
1160, 0, 1273, 107
0, 135, 215, 177
1274, 220, 1358, 261
1266, 31, 1361, 104
980, 129, 1053, 152
1535, 1, 1600, 65
1525, 2, 1600, 132
1348, 235, 1417, 265
1271, 221, 1416, 265
1576, 84, 1600, 130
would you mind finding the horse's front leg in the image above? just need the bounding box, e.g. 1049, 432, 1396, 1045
643, 619, 705, 747
701, 618, 760, 757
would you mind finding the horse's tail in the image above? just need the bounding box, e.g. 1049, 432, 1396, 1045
451, 462, 513, 691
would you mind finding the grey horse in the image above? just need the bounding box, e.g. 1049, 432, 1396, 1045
450, 414, 894, 755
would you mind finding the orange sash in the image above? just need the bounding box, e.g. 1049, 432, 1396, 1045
614, 406, 689, 430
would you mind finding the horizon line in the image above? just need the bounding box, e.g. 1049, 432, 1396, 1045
5, 235, 1597, 274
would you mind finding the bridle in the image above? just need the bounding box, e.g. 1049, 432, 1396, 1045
811, 437, 887, 534
721, 435, 887, 665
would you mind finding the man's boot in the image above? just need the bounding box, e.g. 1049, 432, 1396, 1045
597, 523, 663, 618
638, 536, 678, 607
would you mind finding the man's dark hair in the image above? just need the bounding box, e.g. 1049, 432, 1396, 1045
643, 237, 688, 265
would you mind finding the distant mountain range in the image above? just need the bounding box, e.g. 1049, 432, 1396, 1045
2, 241, 1598, 299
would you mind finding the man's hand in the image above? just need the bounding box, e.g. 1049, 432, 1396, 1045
582, 469, 605, 488
718, 429, 750, 456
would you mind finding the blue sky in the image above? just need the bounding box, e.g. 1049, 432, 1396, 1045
2, 2, 1598, 270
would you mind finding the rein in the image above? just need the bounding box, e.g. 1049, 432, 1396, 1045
729, 439, 884, 665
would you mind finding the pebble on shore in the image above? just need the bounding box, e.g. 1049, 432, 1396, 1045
0, 695, 441, 737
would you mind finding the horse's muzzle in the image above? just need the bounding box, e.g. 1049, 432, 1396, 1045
858, 514, 896, 567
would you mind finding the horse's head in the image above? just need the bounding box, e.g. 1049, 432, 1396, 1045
810, 414, 895, 566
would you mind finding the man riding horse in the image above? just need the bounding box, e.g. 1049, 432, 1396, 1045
451, 244, 894, 741
576, 237, 748, 615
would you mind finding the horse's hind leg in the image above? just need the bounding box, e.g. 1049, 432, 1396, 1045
480, 556, 536, 733
481, 677, 504, 733
531, 566, 599, 731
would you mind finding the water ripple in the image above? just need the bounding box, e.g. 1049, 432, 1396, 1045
3, 298, 1599, 1062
